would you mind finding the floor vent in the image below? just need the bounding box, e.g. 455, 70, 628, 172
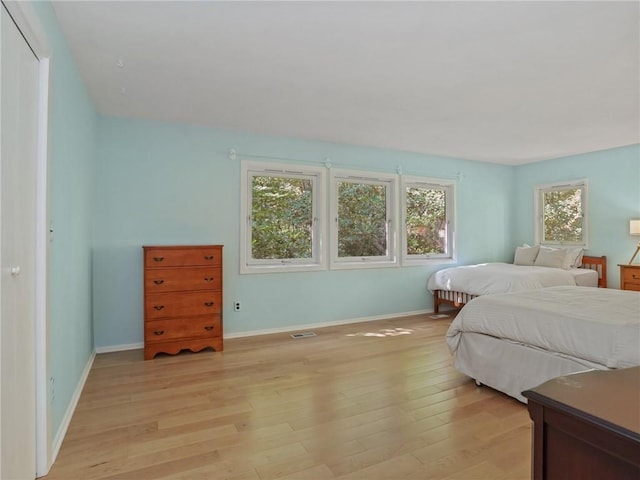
291, 331, 316, 339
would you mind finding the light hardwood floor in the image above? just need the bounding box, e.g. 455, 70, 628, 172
44, 314, 531, 480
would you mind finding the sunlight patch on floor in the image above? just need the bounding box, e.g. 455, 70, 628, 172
346, 328, 414, 337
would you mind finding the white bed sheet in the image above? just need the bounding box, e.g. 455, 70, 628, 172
446, 286, 640, 370
427, 263, 597, 295
452, 332, 605, 403
570, 267, 599, 287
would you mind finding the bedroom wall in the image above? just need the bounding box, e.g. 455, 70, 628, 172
32, 2, 98, 442
93, 116, 515, 349
513, 144, 640, 289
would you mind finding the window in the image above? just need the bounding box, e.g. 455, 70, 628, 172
535, 180, 588, 246
401, 177, 456, 264
240, 162, 326, 273
330, 170, 397, 268
241, 160, 457, 273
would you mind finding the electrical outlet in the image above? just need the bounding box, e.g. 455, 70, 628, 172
234, 301, 240, 311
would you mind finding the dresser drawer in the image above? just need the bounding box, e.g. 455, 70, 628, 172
145, 267, 221, 293
622, 267, 640, 285
144, 246, 222, 268
145, 316, 222, 343
145, 291, 222, 319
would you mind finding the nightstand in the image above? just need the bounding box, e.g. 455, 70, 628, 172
619, 264, 640, 291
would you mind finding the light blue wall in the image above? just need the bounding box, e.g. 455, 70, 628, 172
23, 0, 640, 466
513, 144, 640, 288
32, 2, 97, 439
94, 116, 515, 348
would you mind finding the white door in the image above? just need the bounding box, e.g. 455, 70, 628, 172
0, 3, 39, 479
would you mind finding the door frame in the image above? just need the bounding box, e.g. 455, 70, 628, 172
1, 1, 51, 476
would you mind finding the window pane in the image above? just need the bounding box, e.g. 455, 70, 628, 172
337, 181, 387, 257
251, 175, 313, 259
543, 188, 583, 242
406, 186, 446, 255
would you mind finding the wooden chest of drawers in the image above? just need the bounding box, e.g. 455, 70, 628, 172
143, 245, 223, 360
619, 264, 640, 291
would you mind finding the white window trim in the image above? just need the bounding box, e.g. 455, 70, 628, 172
240, 161, 327, 274
400, 176, 456, 266
534, 179, 589, 248
329, 169, 398, 270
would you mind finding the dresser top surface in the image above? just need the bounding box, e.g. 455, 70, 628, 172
523, 367, 640, 437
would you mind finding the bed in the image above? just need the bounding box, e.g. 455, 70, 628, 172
446, 286, 640, 402
429, 250, 607, 313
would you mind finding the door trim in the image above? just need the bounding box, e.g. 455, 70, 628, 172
1, 1, 51, 476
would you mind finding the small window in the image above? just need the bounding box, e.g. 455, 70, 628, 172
535, 180, 588, 246
240, 161, 326, 273
330, 170, 397, 268
401, 177, 456, 264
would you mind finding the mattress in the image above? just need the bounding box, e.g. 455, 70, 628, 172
427, 263, 597, 295
446, 286, 640, 369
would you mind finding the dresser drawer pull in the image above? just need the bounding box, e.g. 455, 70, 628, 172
153, 280, 164, 285
153, 257, 164, 262
204, 277, 215, 282
204, 325, 215, 331
204, 255, 215, 260
633, 274, 640, 279
153, 305, 165, 311
204, 301, 215, 307
153, 330, 165, 336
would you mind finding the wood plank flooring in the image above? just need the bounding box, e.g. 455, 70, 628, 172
43, 314, 531, 480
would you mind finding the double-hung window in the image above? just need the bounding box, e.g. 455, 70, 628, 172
535, 179, 588, 246
329, 170, 398, 268
240, 161, 326, 273
401, 177, 455, 264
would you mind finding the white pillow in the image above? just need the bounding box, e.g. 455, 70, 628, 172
514, 245, 540, 266
561, 247, 584, 269
534, 247, 566, 268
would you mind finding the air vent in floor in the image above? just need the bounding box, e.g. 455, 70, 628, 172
291, 331, 316, 339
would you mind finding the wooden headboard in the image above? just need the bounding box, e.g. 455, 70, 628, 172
580, 255, 607, 288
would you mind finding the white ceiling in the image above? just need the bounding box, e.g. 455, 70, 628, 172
51, 1, 640, 165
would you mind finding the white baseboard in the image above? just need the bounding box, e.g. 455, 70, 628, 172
224, 309, 430, 339
95, 342, 143, 354
51, 349, 96, 466
94, 311, 430, 350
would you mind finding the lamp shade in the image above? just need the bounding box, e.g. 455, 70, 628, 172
631, 219, 640, 236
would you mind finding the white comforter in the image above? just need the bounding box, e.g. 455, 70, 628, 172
446, 286, 640, 369
427, 262, 580, 295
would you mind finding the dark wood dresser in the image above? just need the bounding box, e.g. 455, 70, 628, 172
143, 245, 223, 360
523, 367, 640, 480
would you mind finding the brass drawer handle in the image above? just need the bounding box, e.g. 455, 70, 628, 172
204, 255, 215, 260
153, 305, 165, 311
153, 280, 164, 285
153, 330, 165, 336
204, 325, 214, 331
204, 301, 214, 307
153, 257, 164, 262
204, 277, 215, 282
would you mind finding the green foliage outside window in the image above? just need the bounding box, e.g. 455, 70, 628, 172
251, 176, 313, 259
543, 188, 583, 243
337, 182, 387, 257
406, 187, 446, 255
